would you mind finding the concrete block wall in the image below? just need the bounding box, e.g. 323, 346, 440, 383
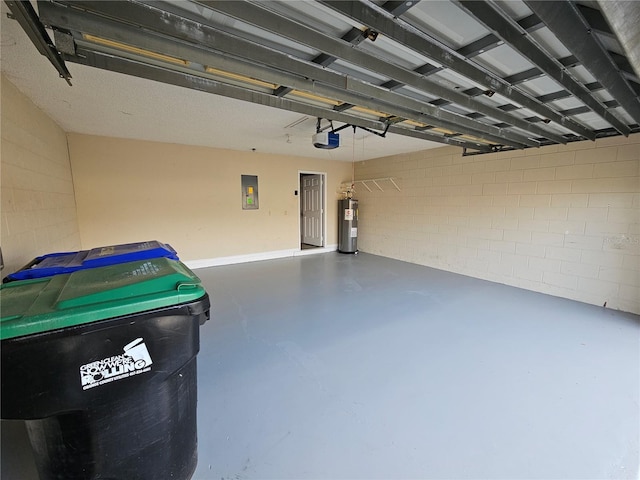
1, 75, 81, 274
355, 134, 640, 314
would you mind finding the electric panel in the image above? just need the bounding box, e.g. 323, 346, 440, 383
241, 175, 259, 210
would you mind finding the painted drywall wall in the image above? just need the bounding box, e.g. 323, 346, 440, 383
0, 75, 81, 274
67, 133, 353, 262
355, 135, 640, 314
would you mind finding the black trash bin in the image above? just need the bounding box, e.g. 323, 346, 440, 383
1, 257, 210, 480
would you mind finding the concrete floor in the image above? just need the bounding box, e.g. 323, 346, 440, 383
2, 252, 639, 479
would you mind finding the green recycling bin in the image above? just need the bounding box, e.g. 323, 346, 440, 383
0, 257, 210, 480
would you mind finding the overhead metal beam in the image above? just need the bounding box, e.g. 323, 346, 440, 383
496, 53, 600, 105
39, 1, 524, 147
598, 0, 640, 81
455, 33, 501, 59
381, 63, 440, 91
455, 14, 543, 58
64, 48, 492, 153
537, 90, 572, 104
314, 27, 366, 67
275, 26, 367, 97
555, 100, 620, 117
503, 67, 544, 86
576, 4, 613, 36
457, 0, 631, 136
4, 0, 72, 85
609, 52, 639, 81
382, 0, 421, 17
194, 0, 541, 147
504, 52, 634, 104
334, 103, 355, 112
320, 0, 588, 142
448, 53, 581, 113
48, 0, 538, 148
201, 54, 523, 147
525, 0, 640, 125
499, 53, 599, 93
387, 124, 486, 149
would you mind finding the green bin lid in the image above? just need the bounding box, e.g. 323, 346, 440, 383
0, 258, 207, 340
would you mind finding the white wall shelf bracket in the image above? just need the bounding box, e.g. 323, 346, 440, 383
354, 177, 401, 192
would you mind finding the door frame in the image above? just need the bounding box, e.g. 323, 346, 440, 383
298, 170, 327, 249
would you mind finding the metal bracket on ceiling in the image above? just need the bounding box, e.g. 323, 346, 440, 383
353, 122, 390, 139
462, 143, 515, 157
362, 28, 379, 42
316, 117, 335, 134
318, 118, 391, 139
5, 0, 72, 85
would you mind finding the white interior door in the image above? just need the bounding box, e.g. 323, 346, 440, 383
301, 174, 323, 246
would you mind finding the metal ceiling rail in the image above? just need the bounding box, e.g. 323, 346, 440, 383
194, 0, 541, 147
451, 6, 638, 104
40, 1, 532, 148
501, 54, 592, 86
524, 0, 640, 125
598, 1, 640, 81
39, 4, 489, 148
381, 63, 439, 91
452, 6, 626, 72
275, 27, 368, 98
384, 126, 487, 151
455, 13, 544, 58
382, 0, 421, 17
76, 40, 500, 153
608, 52, 640, 84
385, 54, 624, 135
65, 47, 492, 153
577, 3, 613, 35
531, 75, 631, 108
320, 0, 590, 143
456, 0, 631, 137
4, 0, 72, 85
280, 0, 421, 103
387, 53, 634, 135
200, 52, 520, 147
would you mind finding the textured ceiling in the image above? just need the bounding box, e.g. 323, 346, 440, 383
2, 0, 640, 162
